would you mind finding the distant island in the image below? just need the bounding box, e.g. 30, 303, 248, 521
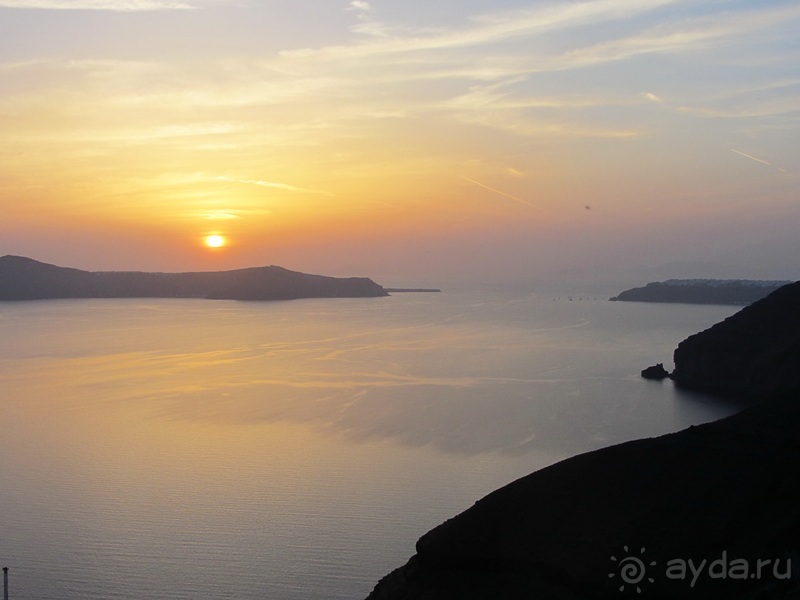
384, 288, 442, 293
0, 255, 389, 301
609, 278, 792, 305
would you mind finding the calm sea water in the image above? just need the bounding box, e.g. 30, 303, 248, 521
0, 291, 741, 599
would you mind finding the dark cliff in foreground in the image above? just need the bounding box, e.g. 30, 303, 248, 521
366, 281, 800, 600
0, 255, 388, 301
367, 394, 800, 599
610, 279, 791, 305
671, 280, 800, 398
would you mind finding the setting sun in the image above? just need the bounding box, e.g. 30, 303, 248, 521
205, 235, 226, 248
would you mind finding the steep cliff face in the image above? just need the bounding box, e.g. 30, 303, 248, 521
671, 281, 800, 397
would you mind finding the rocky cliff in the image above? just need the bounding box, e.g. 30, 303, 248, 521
0, 255, 388, 301
671, 281, 800, 397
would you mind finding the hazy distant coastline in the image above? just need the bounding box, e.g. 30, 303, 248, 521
0, 255, 389, 301
609, 278, 792, 305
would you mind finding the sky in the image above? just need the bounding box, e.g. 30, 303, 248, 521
1, 0, 798, 288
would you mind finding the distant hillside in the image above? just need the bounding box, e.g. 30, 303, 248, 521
609, 278, 792, 305
0, 255, 389, 301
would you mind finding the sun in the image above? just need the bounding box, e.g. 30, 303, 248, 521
204, 234, 226, 248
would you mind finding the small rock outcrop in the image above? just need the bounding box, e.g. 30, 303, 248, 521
641, 363, 669, 380
671, 281, 800, 397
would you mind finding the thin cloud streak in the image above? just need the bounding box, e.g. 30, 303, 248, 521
564, 4, 800, 68
222, 177, 336, 197
731, 149, 771, 167
731, 149, 786, 173
460, 176, 541, 210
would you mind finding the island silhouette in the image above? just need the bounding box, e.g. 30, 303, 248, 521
609, 279, 791, 305
0, 255, 389, 301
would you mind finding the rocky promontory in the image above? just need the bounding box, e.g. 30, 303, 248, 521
610, 279, 790, 305
671, 280, 800, 397
0, 255, 389, 301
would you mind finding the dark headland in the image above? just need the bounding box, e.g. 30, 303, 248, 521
366, 281, 800, 600
670, 280, 800, 398
0, 255, 389, 301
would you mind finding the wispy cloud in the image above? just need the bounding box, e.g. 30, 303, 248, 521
563, 4, 800, 68
1, 0, 798, 238
675, 78, 800, 120
285, 0, 684, 59
268, 0, 800, 146
220, 177, 335, 197
348, 1, 371, 13
197, 211, 241, 220
0, 0, 194, 9
347, 0, 405, 39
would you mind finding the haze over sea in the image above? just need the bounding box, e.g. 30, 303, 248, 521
1, 291, 742, 600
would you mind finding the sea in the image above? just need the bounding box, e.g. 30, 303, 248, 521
0, 290, 743, 600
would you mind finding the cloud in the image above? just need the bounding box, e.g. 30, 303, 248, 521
0, 0, 194, 9
198, 211, 241, 220
348, 1, 371, 12
346, 0, 399, 39
2, 0, 797, 229
563, 4, 800, 68
220, 177, 335, 197
284, 0, 683, 60
674, 78, 800, 120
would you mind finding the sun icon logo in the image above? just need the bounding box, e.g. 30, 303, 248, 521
609, 546, 656, 593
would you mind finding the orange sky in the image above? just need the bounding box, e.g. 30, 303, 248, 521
1, 0, 798, 287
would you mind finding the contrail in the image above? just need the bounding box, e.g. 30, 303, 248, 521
731, 148, 771, 166
731, 148, 786, 172
460, 176, 541, 209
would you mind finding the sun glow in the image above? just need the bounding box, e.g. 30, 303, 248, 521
204, 234, 226, 248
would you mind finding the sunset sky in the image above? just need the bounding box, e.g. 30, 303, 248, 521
1, 0, 798, 287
